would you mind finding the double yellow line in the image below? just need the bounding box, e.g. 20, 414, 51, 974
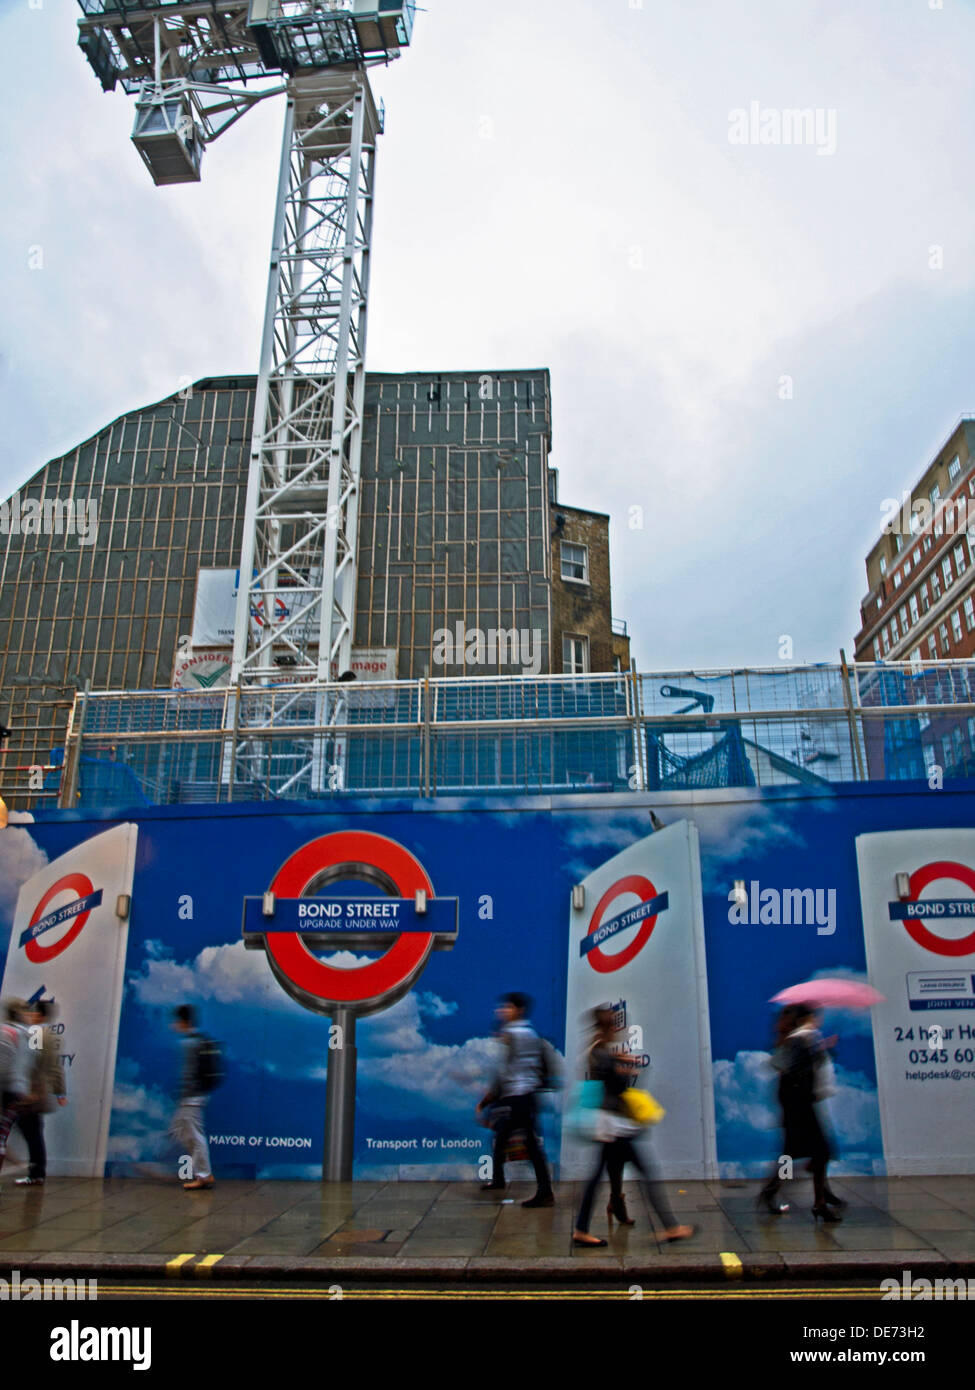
165, 1253, 225, 1278
90, 1283, 909, 1300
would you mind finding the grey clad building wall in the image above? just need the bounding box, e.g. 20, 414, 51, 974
0, 369, 563, 799
357, 371, 553, 677
0, 378, 255, 795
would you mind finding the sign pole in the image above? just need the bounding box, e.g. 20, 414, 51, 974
324, 1007, 357, 1181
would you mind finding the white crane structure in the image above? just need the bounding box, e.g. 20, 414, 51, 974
76, 0, 416, 796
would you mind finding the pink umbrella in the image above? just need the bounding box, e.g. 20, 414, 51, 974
771, 979, 885, 1010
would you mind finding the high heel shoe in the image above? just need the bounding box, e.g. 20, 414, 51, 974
756, 1189, 790, 1215
812, 1204, 842, 1223
607, 1195, 635, 1227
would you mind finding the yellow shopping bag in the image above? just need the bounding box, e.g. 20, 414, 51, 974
620, 1088, 665, 1126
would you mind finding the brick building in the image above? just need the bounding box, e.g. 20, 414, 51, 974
548, 475, 630, 676
855, 417, 975, 666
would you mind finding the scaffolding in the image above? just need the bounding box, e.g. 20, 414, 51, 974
37, 661, 975, 811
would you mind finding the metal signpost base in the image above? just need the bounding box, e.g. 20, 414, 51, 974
324, 1007, 357, 1181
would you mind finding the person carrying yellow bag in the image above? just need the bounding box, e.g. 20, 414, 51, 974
572, 1006, 694, 1248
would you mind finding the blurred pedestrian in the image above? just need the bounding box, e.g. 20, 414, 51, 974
572, 1006, 694, 1247
169, 1005, 215, 1191
476, 991, 555, 1207
757, 1002, 844, 1222
0, 1001, 30, 1186
13, 1000, 67, 1186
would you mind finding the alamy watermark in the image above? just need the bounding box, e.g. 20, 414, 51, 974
728, 880, 836, 936
880, 491, 975, 538
0, 1268, 97, 1300
0, 492, 98, 545
728, 102, 837, 156
432, 623, 542, 675
882, 1270, 974, 1300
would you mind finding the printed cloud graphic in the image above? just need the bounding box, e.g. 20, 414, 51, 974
0, 827, 49, 927
358, 1031, 508, 1112
691, 802, 806, 890
108, 1066, 172, 1163
559, 803, 805, 886
714, 1048, 882, 1173
127, 939, 482, 1104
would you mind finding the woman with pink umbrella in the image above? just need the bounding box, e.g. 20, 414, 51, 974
756, 979, 884, 1223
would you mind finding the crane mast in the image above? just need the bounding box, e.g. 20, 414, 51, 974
75, 0, 415, 796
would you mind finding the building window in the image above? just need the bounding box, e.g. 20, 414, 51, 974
943, 556, 954, 588
966, 596, 975, 631
952, 609, 964, 643
949, 455, 961, 481
890, 614, 900, 642
940, 622, 950, 654
560, 542, 589, 584
899, 603, 909, 631
563, 634, 590, 674
893, 570, 902, 588
943, 735, 953, 768
895, 534, 904, 553
904, 558, 912, 577
910, 594, 919, 624
927, 635, 938, 659
968, 716, 975, 750
873, 638, 882, 661
924, 535, 933, 552
913, 547, 921, 564
931, 571, 941, 600
931, 483, 942, 504
879, 555, 887, 576
882, 628, 891, 654
923, 744, 937, 773
954, 542, 967, 575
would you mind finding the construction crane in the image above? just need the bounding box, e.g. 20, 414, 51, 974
75, 0, 416, 795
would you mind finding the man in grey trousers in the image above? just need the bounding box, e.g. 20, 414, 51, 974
170, 1005, 214, 1191
476, 991, 555, 1207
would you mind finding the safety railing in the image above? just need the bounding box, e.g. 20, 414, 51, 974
29, 660, 975, 809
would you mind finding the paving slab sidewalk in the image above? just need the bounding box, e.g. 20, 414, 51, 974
0, 1175, 973, 1284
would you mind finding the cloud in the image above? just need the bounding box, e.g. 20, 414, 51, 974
558, 802, 806, 886
560, 814, 647, 877
714, 1049, 779, 1136
129, 939, 316, 1013
108, 1072, 172, 1163
692, 802, 805, 889
358, 1029, 501, 1112
713, 1047, 882, 1171
418, 991, 459, 1019
0, 827, 48, 925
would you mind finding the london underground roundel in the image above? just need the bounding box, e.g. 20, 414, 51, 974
24, 873, 99, 965
901, 861, 975, 958
261, 832, 438, 1015
583, 874, 667, 974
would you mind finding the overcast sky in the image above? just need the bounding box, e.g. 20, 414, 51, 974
3, 0, 975, 670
